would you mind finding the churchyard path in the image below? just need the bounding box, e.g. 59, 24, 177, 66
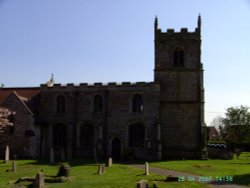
129, 164, 249, 188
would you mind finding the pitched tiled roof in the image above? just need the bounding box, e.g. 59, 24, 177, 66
0, 88, 40, 114
0, 87, 40, 105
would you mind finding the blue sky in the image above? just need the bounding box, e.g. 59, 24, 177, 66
0, 0, 250, 125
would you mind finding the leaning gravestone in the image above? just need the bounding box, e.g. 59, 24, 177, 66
4, 145, 10, 163
34, 173, 45, 188
57, 164, 70, 177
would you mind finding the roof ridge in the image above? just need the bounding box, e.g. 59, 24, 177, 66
11, 91, 33, 116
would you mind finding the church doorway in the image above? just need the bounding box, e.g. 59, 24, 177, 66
111, 137, 121, 161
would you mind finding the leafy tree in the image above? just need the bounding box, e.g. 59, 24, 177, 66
220, 105, 250, 145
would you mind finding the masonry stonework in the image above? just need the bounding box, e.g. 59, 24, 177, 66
0, 17, 204, 160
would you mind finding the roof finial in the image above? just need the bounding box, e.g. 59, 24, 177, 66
46, 73, 54, 87
154, 15, 158, 31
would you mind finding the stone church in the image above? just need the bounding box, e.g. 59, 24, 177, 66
0, 16, 205, 160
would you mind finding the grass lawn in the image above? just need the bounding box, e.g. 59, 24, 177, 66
3, 152, 249, 188
0, 159, 207, 188
150, 152, 250, 187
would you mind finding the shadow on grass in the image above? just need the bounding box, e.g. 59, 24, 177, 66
229, 162, 250, 165
18, 158, 98, 167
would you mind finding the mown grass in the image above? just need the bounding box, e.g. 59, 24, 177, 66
150, 152, 250, 187
0, 159, 207, 188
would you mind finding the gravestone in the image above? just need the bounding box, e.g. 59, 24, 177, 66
50, 148, 55, 164
57, 164, 70, 177
136, 180, 149, 188
145, 162, 149, 175
98, 164, 102, 175
108, 157, 112, 167
34, 173, 45, 188
12, 160, 16, 172
4, 145, 10, 163
101, 164, 105, 174
98, 164, 105, 175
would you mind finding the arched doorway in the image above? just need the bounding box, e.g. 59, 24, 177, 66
112, 137, 121, 161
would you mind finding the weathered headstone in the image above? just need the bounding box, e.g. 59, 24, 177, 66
50, 147, 55, 164
136, 180, 149, 188
34, 173, 45, 188
12, 160, 16, 172
98, 164, 105, 175
57, 164, 70, 177
98, 164, 102, 175
4, 145, 10, 163
108, 157, 112, 167
145, 162, 149, 175
101, 164, 105, 174
61, 148, 65, 161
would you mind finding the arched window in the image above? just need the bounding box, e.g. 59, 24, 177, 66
56, 95, 65, 113
94, 95, 103, 113
53, 123, 66, 148
129, 123, 145, 147
132, 94, 143, 112
80, 123, 95, 148
173, 47, 184, 67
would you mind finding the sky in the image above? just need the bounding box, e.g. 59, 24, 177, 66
0, 0, 250, 125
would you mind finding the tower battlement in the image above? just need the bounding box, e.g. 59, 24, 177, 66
40, 82, 159, 91
155, 15, 201, 36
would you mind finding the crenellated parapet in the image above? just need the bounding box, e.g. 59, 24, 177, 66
40, 82, 160, 92
154, 15, 201, 39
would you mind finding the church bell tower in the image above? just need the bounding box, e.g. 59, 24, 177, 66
154, 16, 204, 159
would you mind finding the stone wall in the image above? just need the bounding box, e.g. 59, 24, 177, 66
0, 92, 40, 158
39, 82, 160, 160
